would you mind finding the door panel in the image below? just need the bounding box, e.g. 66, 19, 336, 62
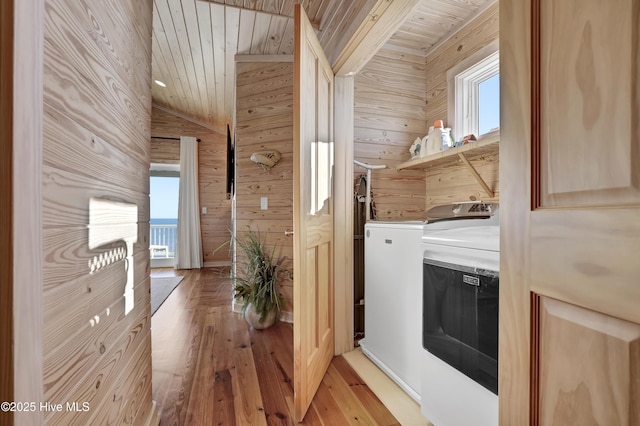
539, 296, 640, 425
500, 0, 640, 423
293, 4, 334, 422
540, 0, 640, 207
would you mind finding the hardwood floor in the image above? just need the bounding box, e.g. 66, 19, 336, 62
151, 268, 400, 425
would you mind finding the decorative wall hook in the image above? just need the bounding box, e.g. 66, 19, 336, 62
250, 150, 281, 172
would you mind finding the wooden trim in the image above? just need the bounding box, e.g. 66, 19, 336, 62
0, 0, 13, 420
143, 401, 160, 426
458, 152, 495, 198
333, 76, 355, 355
332, 0, 421, 76
424, 0, 499, 57
342, 350, 430, 426
198, 1, 321, 29
152, 103, 224, 133
151, 136, 202, 142
397, 138, 499, 171
234, 54, 293, 63
446, 39, 500, 136
13, 0, 44, 422
529, 292, 541, 426
499, 0, 532, 421
203, 260, 232, 268
530, 0, 541, 210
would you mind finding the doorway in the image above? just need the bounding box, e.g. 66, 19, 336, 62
150, 163, 180, 268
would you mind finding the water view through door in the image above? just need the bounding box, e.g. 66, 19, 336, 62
150, 164, 179, 267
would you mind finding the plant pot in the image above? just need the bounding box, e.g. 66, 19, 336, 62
244, 303, 277, 330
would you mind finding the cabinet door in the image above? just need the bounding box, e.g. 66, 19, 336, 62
500, 0, 640, 424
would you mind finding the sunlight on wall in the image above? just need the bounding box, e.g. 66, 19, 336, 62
88, 198, 138, 315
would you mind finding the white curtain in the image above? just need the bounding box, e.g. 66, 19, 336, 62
175, 136, 203, 269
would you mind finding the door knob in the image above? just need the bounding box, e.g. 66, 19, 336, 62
284, 229, 294, 236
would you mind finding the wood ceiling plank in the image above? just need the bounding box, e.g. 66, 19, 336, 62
264, 15, 289, 54
168, 0, 206, 121
152, 4, 189, 114
224, 6, 240, 124
280, 0, 295, 16
260, 0, 281, 15
332, 0, 421, 76
181, 0, 210, 122
306, 0, 324, 21
155, 0, 199, 116
250, 12, 272, 54
237, 9, 256, 54
196, 0, 217, 123
279, 18, 295, 54
151, 0, 496, 128
211, 3, 226, 124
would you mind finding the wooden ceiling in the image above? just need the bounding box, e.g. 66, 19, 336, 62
151, 0, 495, 128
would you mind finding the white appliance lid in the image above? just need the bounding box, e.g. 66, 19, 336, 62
364, 220, 426, 230
422, 226, 499, 252
426, 202, 498, 222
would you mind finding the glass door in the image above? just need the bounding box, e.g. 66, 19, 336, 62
150, 163, 179, 268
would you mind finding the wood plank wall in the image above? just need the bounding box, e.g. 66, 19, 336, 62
42, 0, 155, 423
150, 106, 231, 265
354, 47, 427, 220
235, 60, 294, 316
424, 2, 500, 210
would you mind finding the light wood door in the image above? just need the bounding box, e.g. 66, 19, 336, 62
501, 0, 640, 424
293, 4, 335, 422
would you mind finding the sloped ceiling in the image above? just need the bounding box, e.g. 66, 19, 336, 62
151, 0, 495, 128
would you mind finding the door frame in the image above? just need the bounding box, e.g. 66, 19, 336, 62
0, 0, 14, 418
330, 0, 422, 355
6, 0, 45, 422
333, 77, 355, 354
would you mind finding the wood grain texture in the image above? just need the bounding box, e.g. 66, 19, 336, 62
12, 0, 45, 422
539, 297, 640, 425
0, 0, 13, 421
539, 0, 640, 207
423, 2, 499, 210
499, 0, 532, 423
293, 5, 335, 420
332, 0, 422, 76
151, 0, 375, 127
41, 0, 154, 424
425, 2, 499, 127
424, 145, 500, 207
235, 60, 295, 314
354, 46, 427, 220
333, 76, 355, 355
530, 208, 640, 326
151, 268, 401, 425
151, 106, 232, 265
386, 0, 495, 57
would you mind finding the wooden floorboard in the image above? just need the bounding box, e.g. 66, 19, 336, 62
151, 268, 400, 425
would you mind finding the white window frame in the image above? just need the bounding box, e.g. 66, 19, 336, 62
447, 40, 500, 142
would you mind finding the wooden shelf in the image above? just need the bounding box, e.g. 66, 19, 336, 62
396, 136, 499, 197
396, 137, 499, 171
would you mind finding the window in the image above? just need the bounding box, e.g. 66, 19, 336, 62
449, 50, 500, 141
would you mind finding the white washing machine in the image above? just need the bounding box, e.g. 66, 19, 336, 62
420, 225, 500, 426
361, 203, 498, 403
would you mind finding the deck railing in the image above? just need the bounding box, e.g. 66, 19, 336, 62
150, 224, 177, 259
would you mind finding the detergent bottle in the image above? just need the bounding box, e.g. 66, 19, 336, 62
422, 120, 453, 156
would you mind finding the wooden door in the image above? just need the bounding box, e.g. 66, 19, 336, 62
293, 4, 335, 422
501, 0, 640, 424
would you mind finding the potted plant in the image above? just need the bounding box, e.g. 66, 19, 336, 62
233, 230, 290, 329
